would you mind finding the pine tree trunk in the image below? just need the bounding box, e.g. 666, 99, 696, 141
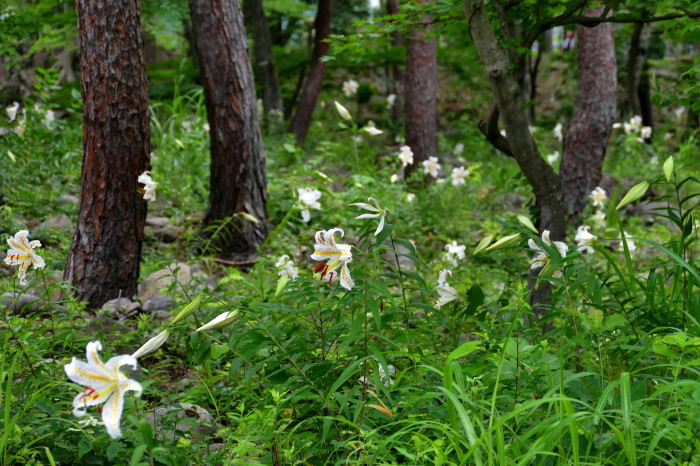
65, 0, 150, 309
189, 0, 268, 259
405, 1, 437, 170
290, 0, 334, 144
561, 8, 617, 218
626, 23, 651, 119
244, 0, 283, 117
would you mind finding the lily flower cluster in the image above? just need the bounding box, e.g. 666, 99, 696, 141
422, 156, 441, 178
435, 269, 459, 309
358, 361, 396, 388
397, 145, 414, 168
4, 230, 45, 284
444, 241, 466, 266
612, 115, 652, 142
276, 254, 299, 279
588, 186, 607, 227
574, 225, 597, 254
451, 166, 470, 186
528, 230, 568, 278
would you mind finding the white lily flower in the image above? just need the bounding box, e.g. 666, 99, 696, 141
276, 255, 299, 280
422, 156, 441, 178
296, 187, 322, 223
311, 228, 354, 290
64, 341, 142, 439
6, 102, 19, 122
406, 193, 416, 202
451, 166, 470, 186
553, 122, 563, 142
14, 119, 25, 137
4, 230, 45, 285
197, 310, 239, 331
547, 151, 560, 164
640, 126, 652, 139
342, 79, 359, 97
390, 174, 398, 184
591, 210, 606, 228
350, 197, 388, 236
43, 109, 55, 127
500, 129, 507, 137
618, 231, 637, 254
398, 145, 414, 168
358, 361, 396, 388
574, 225, 596, 254
138, 171, 158, 201
435, 269, 459, 308
386, 93, 396, 109
444, 241, 466, 266
202, 122, 210, 132
589, 186, 607, 208
361, 121, 383, 136
454, 142, 464, 156
131, 330, 170, 359
528, 230, 568, 278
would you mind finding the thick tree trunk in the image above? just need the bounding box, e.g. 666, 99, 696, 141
405, 1, 437, 170
290, 0, 334, 144
189, 0, 268, 259
561, 8, 617, 218
626, 23, 651, 119
65, 0, 150, 309
244, 0, 283, 117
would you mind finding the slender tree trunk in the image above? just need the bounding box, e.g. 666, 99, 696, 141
290, 0, 334, 144
244, 0, 283, 117
626, 22, 651, 119
189, 0, 268, 259
561, 8, 617, 218
65, 0, 150, 309
405, 0, 437, 171
387, 0, 403, 127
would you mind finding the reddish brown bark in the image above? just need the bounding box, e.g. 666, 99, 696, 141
290, 0, 334, 144
65, 0, 151, 309
561, 8, 617, 218
189, 0, 268, 259
405, 3, 437, 170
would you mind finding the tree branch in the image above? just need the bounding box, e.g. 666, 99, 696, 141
477, 104, 514, 157
557, 11, 699, 28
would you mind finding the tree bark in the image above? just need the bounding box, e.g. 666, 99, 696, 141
244, 0, 283, 117
189, 0, 268, 259
65, 0, 150, 309
405, 0, 437, 170
561, 8, 617, 218
387, 0, 404, 127
465, 1, 565, 239
290, 0, 334, 144
626, 22, 651, 119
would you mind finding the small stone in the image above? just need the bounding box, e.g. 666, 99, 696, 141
1, 292, 45, 315
146, 403, 219, 441
100, 298, 141, 319
146, 214, 171, 228
57, 194, 79, 205
152, 225, 185, 243
37, 214, 71, 233
143, 294, 175, 312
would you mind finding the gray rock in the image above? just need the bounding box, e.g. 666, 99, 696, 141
37, 214, 71, 233
0, 292, 46, 315
57, 194, 79, 205
146, 403, 218, 442
143, 294, 174, 312
100, 298, 141, 319
152, 225, 185, 243
146, 214, 171, 228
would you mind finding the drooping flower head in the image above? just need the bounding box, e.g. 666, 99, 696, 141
386, 94, 396, 110
547, 151, 560, 165
553, 123, 563, 142
589, 186, 607, 208
276, 254, 299, 279
64, 341, 142, 439
350, 197, 388, 236
451, 166, 470, 186
422, 156, 441, 178
435, 269, 459, 309
528, 230, 568, 278
296, 187, 322, 223
361, 121, 383, 136
398, 145, 414, 168
574, 225, 597, 254
138, 171, 158, 201
4, 230, 45, 284
6, 102, 19, 122
342, 80, 359, 98
311, 228, 354, 290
